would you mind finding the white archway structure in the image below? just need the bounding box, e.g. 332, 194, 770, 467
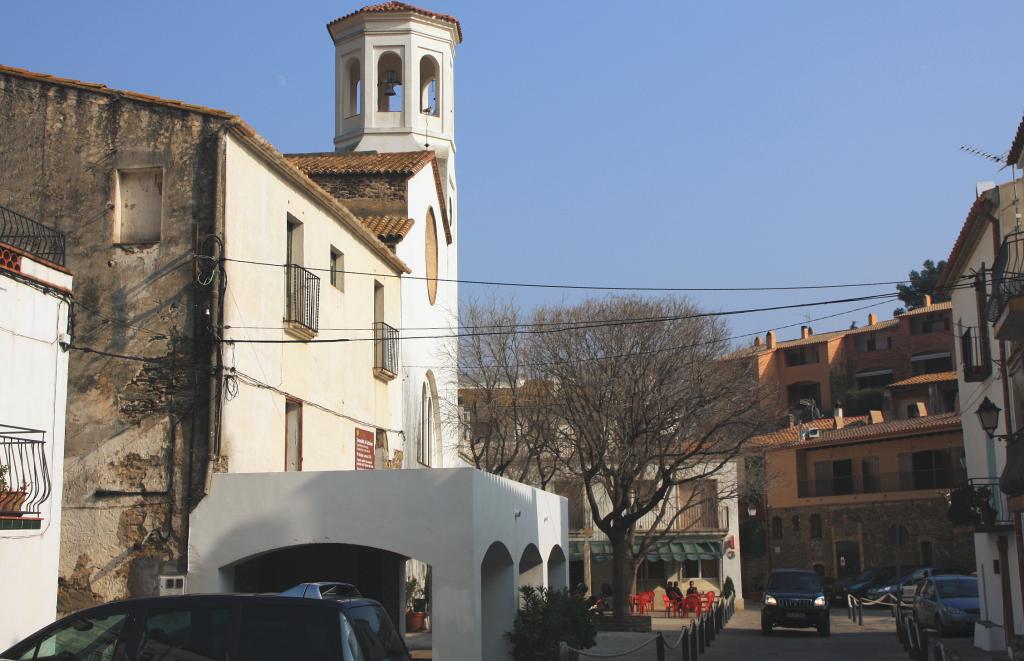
189, 468, 566, 661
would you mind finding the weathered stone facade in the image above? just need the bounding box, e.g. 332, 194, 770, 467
743, 498, 974, 593
307, 172, 408, 218
0, 68, 227, 612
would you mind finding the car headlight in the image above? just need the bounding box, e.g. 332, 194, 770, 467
764, 595, 778, 606
814, 595, 826, 607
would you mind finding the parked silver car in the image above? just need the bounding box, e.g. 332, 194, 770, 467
912, 575, 980, 636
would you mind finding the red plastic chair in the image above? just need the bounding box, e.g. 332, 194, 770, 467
662, 594, 680, 617
705, 590, 716, 611
684, 593, 703, 618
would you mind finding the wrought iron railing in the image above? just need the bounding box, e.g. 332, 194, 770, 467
1000, 429, 1024, 497
969, 477, 1012, 526
0, 205, 66, 266
987, 231, 1024, 323
374, 321, 399, 375
635, 501, 729, 531
0, 425, 51, 517
798, 468, 967, 498
285, 264, 320, 333
959, 327, 991, 382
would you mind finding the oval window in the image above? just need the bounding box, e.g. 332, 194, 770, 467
426, 208, 438, 305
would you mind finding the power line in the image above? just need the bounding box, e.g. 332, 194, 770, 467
222, 291, 908, 344
200, 253, 974, 293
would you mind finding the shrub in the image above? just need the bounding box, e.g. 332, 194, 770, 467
507, 586, 597, 660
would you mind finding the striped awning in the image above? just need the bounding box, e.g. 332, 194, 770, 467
569, 539, 722, 562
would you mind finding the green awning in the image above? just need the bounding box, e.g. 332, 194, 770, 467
569, 538, 722, 562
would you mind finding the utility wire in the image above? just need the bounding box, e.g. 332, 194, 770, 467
200, 253, 975, 293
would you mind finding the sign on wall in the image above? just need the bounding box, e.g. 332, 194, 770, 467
355, 428, 375, 470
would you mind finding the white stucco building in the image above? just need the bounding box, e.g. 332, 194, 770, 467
938, 180, 1024, 652
0, 208, 72, 647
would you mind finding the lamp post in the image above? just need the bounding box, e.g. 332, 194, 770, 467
976, 397, 1002, 439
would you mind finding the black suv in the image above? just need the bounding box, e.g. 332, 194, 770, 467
761, 569, 831, 637
1, 583, 411, 660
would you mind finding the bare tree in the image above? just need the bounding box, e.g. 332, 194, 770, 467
529, 296, 773, 620
450, 299, 562, 487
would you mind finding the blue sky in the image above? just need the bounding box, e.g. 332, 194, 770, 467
5, 1, 1023, 344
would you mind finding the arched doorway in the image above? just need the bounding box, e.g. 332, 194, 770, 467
519, 543, 544, 591
231, 543, 407, 627
547, 545, 567, 591
481, 541, 515, 660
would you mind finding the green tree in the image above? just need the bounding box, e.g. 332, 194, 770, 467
895, 259, 948, 314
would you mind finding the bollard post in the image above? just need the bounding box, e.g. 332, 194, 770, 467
559, 641, 569, 661
681, 627, 690, 661
706, 612, 714, 644
690, 621, 698, 659
698, 615, 705, 653
655, 633, 666, 661
858, 599, 863, 626
917, 627, 928, 661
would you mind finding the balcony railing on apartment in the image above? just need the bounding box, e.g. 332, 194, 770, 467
969, 477, 1012, 527
959, 328, 992, 382
284, 264, 320, 333
987, 231, 1024, 325
0, 204, 66, 267
374, 321, 399, 376
635, 501, 729, 532
0, 425, 52, 518
797, 468, 967, 498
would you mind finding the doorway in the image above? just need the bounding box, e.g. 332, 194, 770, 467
835, 541, 861, 579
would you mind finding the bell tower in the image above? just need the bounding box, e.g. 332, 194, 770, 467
328, 2, 461, 165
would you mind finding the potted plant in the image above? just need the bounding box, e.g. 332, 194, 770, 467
0, 465, 27, 516
405, 576, 426, 633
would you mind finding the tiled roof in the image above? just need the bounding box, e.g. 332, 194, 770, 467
360, 215, 414, 242
0, 64, 235, 119
1008, 113, 1024, 167
751, 413, 960, 451
748, 416, 869, 448
887, 371, 958, 389
328, 2, 463, 42
844, 319, 899, 334
772, 330, 847, 350
899, 300, 952, 315
288, 150, 452, 246
936, 194, 996, 292
286, 151, 435, 176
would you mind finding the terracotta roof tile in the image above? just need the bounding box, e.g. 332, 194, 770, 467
1008, 113, 1024, 167
899, 300, 952, 315
360, 215, 414, 242
750, 413, 960, 451
286, 151, 434, 176
887, 371, 958, 388
844, 319, 899, 334
0, 64, 234, 119
749, 417, 869, 448
772, 330, 847, 350
328, 2, 463, 42
936, 195, 997, 292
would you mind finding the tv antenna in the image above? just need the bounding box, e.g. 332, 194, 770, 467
960, 145, 1009, 168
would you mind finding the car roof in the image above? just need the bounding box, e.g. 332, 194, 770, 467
62, 593, 379, 615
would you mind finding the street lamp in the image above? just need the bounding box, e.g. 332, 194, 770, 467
747, 503, 758, 518
976, 397, 1002, 438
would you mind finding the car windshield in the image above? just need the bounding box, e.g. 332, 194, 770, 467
344, 604, 406, 660
768, 572, 821, 592
936, 578, 978, 599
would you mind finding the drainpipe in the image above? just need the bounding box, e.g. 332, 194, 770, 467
999, 535, 1016, 646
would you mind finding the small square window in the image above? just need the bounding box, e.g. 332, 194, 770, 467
330, 248, 344, 292
114, 168, 163, 244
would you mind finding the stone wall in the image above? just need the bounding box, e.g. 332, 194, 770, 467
742, 497, 974, 594
0, 70, 226, 612
308, 172, 407, 218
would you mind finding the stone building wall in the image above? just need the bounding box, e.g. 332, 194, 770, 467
0, 69, 226, 613
307, 172, 407, 218
743, 497, 974, 594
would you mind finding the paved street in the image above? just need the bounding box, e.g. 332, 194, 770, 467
580, 606, 912, 661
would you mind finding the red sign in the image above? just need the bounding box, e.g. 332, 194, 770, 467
355, 429, 375, 470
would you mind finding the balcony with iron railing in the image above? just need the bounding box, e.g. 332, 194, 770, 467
1, 425, 52, 529
959, 327, 992, 382
568, 499, 729, 535
797, 468, 967, 498
987, 231, 1024, 340
0, 204, 66, 267
284, 264, 320, 337
948, 477, 1013, 531
374, 321, 399, 379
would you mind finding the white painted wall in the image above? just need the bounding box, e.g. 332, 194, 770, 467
0, 255, 71, 648
948, 181, 1024, 650
189, 468, 567, 661
221, 134, 404, 473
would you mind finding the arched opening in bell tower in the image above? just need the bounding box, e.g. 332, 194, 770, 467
419, 55, 439, 116
344, 57, 362, 117
377, 51, 404, 113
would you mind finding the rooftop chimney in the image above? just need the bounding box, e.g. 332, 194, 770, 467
834, 401, 845, 429
868, 313, 877, 326
801, 326, 811, 339
754, 336, 762, 347
922, 294, 932, 307
766, 331, 776, 350
868, 410, 884, 425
